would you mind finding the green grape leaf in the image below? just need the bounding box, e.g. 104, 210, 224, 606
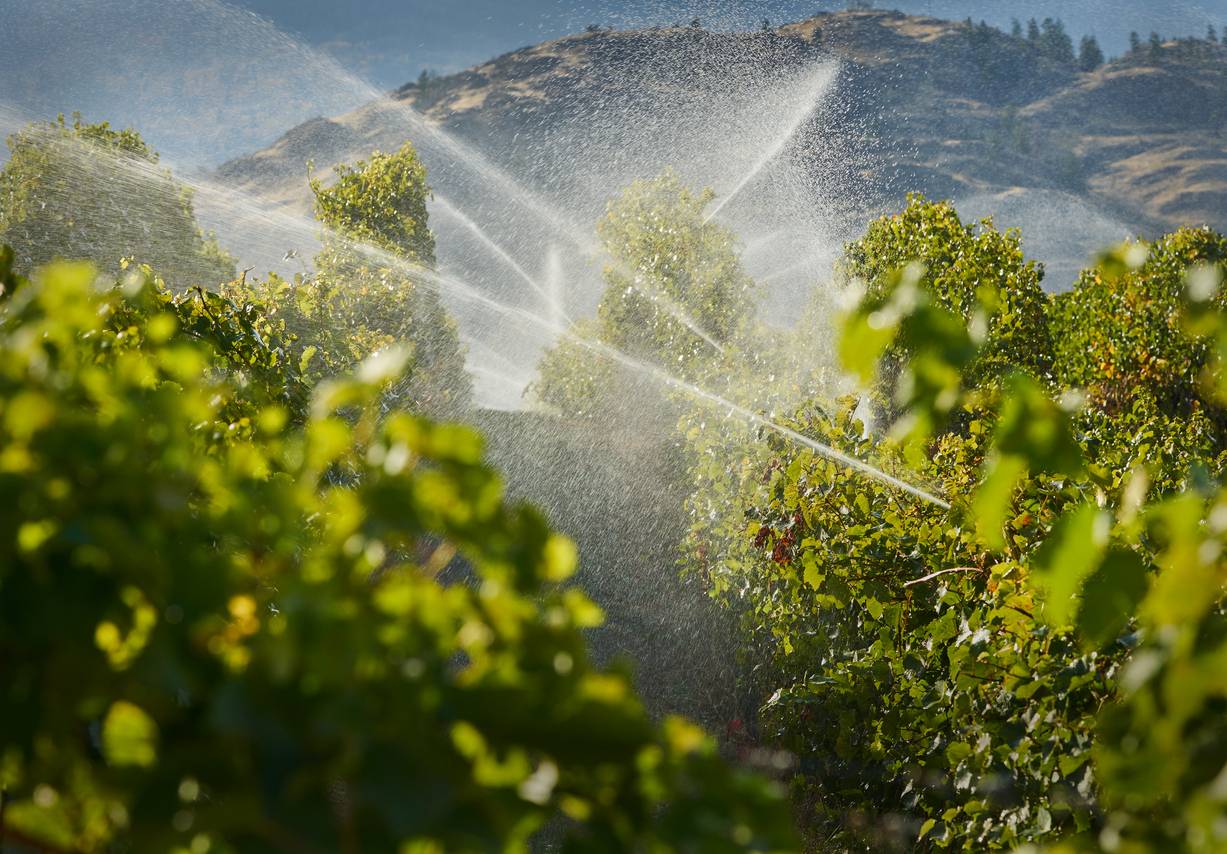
1030, 504, 1108, 628
1076, 548, 1149, 650
102, 701, 159, 768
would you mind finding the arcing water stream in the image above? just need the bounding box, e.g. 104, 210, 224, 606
1, 2, 955, 739
4, 113, 950, 510
432, 192, 575, 325
7, 0, 850, 386
703, 63, 835, 226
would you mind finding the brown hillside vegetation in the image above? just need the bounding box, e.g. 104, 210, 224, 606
219, 11, 1227, 279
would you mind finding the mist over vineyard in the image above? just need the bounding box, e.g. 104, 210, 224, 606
2, 2, 1227, 852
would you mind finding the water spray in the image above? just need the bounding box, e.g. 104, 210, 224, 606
704, 64, 837, 224
432, 193, 575, 324
10, 109, 948, 510
441, 270, 951, 510
758, 250, 829, 285
544, 246, 566, 331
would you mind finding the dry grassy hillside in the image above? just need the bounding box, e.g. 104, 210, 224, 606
218, 10, 1227, 272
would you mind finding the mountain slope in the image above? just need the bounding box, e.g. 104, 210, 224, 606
218, 10, 1227, 290
232, 0, 1220, 86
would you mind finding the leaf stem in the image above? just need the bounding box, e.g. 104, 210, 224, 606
903, 567, 984, 587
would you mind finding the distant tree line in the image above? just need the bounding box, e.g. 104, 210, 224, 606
995, 15, 1226, 72
1127, 24, 1226, 61
1001, 16, 1101, 70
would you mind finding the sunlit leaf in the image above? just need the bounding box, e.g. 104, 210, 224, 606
102, 701, 158, 768
1030, 504, 1108, 628
1076, 548, 1149, 650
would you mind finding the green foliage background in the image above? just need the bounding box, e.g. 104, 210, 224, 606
529, 170, 756, 423
0, 115, 235, 288
4, 105, 1227, 854
244, 142, 473, 418
684, 198, 1227, 851
0, 252, 793, 853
